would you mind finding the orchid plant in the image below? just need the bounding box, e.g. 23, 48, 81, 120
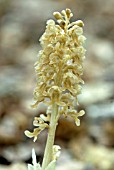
25, 8, 86, 170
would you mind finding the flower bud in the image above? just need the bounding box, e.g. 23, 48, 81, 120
66, 8, 71, 18
75, 20, 84, 27
53, 12, 62, 20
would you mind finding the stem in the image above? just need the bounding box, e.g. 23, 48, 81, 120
42, 104, 58, 170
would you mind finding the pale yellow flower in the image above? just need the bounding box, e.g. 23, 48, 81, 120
25, 8, 86, 143
25, 128, 41, 142
67, 109, 85, 126
52, 145, 61, 161
25, 116, 49, 142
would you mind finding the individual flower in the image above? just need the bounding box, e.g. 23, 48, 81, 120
52, 145, 61, 161
25, 115, 49, 142
25, 128, 42, 142
67, 109, 85, 126
78, 35, 86, 45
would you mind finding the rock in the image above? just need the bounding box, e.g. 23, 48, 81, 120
79, 82, 114, 105
0, 111, 28, 144
69, 138, 114, 170
56, 160, 85, 170
0, 163, 27, 170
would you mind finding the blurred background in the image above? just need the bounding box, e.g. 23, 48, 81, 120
0, 0, 114, 170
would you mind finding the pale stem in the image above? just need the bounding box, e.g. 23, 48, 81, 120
42, 104, 58, 170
